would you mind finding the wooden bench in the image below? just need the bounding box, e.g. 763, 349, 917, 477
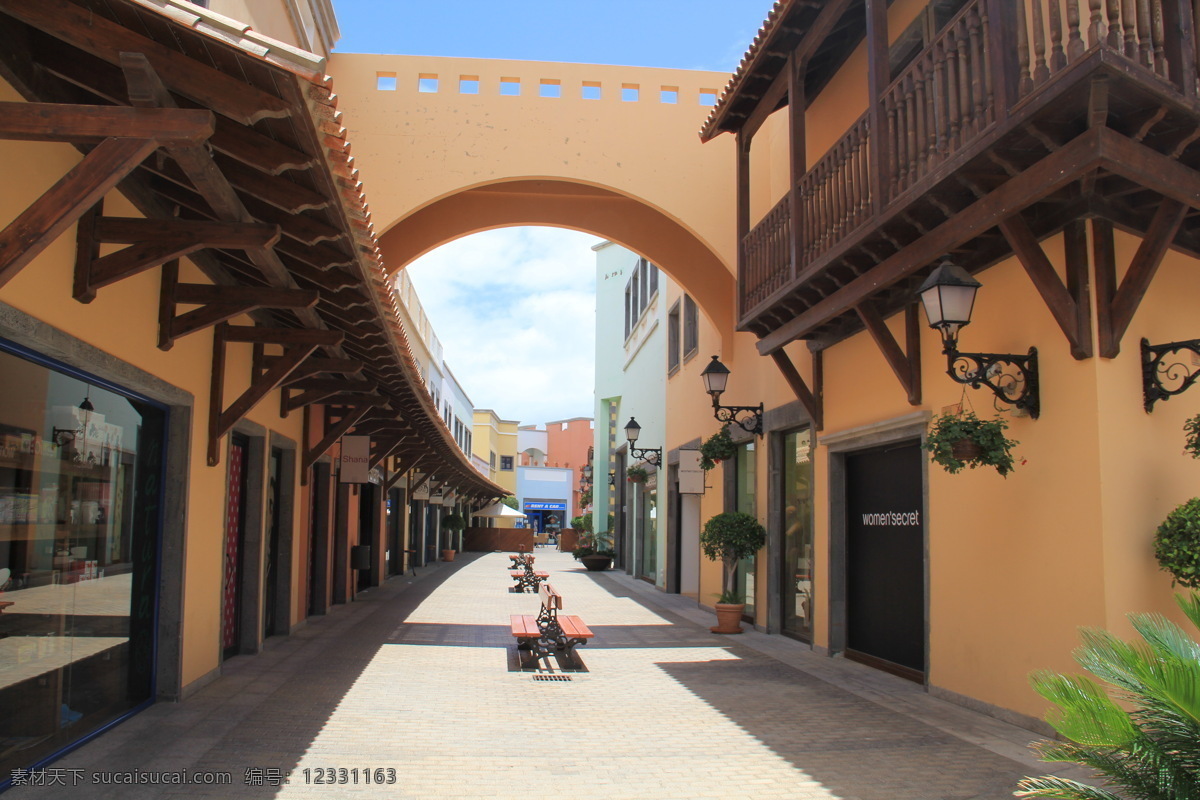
509, 583, 594, 668
509, 555, 549, 593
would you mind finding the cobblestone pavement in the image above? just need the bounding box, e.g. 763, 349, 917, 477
6, 550, 1073, 799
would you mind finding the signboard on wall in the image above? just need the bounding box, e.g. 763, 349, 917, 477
524, 501, 566, 511
413, 476, 431, 501
679, 450, 705, 494
339, 435, 370, 483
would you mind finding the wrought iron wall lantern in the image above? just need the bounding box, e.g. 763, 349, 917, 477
578, 463, 593, 492
623, 417, 662, 466
699, 356, 764, 436
608, 471, 616, 487
1141, 337, 1200, 412
52, 391, 96, 458
917, 261, 1040, 419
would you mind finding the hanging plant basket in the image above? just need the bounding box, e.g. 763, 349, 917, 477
1185, 413, 1200, 459
924, 410, 1020, 477
699, 425, 737, 471
626, 465, 649, 483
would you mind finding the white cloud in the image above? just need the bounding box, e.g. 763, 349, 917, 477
404, 227, 602, 425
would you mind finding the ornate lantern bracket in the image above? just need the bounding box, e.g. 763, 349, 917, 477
1142, 337, 1200, 412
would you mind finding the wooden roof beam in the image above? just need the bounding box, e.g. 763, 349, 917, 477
0, 101, 213, 144
0, 0, 292, 125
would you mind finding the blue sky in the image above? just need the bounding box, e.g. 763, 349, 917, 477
330, 1, 769, 424
331, 1, 769, 73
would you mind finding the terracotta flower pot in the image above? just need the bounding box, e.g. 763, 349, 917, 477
950, 438, 982, 462
441, 549, 456, 562
711, 603, 746, 634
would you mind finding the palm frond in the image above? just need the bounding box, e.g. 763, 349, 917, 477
1015, 776, 1130, 800
1031, 671, 1138, 747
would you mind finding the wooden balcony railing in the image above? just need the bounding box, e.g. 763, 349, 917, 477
738, 0, 1196, 324
798, 111, 872, 267
885, 1, 994, 201
740, 193, 791, 316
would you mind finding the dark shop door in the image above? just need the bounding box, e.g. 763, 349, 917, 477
845, 441, 925, 680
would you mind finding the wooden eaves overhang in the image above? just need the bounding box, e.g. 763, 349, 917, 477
0, 0, 506, 504
699, 0, 1200, 424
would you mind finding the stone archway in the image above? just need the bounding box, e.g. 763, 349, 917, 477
377, 179, 736, 343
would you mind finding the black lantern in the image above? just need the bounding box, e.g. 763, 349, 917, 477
624, 417, 661, 466
917, 261, 1040, 418
700, 355, 763, 436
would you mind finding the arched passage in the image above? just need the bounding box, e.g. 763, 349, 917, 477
376, 180, 736, 345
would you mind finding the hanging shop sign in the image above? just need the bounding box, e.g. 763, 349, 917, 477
339, 435, 371, 483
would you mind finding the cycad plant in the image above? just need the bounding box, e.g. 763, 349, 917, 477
1016, 592, 1200, 800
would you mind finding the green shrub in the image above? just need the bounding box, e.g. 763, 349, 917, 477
1155, 497, 1200, 589
1185, 413, 1200, 459
700, 512, 766, 600
1016, 592, 1200, 800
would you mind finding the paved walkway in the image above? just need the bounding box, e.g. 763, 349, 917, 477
8, 550, 1075, 799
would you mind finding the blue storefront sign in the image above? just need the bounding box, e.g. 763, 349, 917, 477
524, 501, 566, 511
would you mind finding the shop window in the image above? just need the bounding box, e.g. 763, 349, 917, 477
0, 341, 166, 776
667, 300, 682, 374
683, 294, 699, 358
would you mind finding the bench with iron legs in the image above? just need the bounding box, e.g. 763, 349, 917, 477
509, 558, 549, 593
509, 583, 594, 668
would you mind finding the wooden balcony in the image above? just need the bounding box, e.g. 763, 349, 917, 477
740, 0, 1200, 353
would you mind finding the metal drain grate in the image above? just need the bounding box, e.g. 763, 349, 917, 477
532, 674, 573, 682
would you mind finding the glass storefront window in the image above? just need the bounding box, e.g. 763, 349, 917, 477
735, 442, 756, 615
781, 429, 814, 641
0, 343, 164, 776
637, 480, 657, 581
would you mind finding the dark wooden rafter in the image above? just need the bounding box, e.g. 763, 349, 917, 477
854, 302, 921, 405
279, 378, 378, 415
158, 261, 318, 350
369, 435, 406, 470
385, 453, 426, 491
409, 470, 433, 494
209, 323, 344, 466
272, 357, 363, 385
997, 213, 1093, 360
1095, 200, 1189, 358
118, 53, 328, 333
0, 135, 163, 288
74, 208, 281, 302
769, 349, 823, 430
0, 101, 214, 143
0, 0, 292, 126
300, 402, 374, 481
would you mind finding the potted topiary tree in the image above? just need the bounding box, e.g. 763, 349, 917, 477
699, 425, 737, 471
924, 409, 1020, 476
1154, 497, 1200, 588
441, 512, 465, 561
699, 511, 766, 634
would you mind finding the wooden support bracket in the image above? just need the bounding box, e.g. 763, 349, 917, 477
998, 214, 1093, 360
300, 402, 374, 479
854, 302, 921, 405
158, 277, 316, 350
76, 214, 280, 303
769, 349, 823, 430
1095, 201, 1188, 358
208, 324, 343, 466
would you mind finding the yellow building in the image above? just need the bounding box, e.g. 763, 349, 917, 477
472, 410, 520, 495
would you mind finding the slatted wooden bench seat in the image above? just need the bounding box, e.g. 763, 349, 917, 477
509, 583, 594, 668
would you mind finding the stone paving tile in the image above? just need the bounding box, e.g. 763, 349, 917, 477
6, 549, 1073, 799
